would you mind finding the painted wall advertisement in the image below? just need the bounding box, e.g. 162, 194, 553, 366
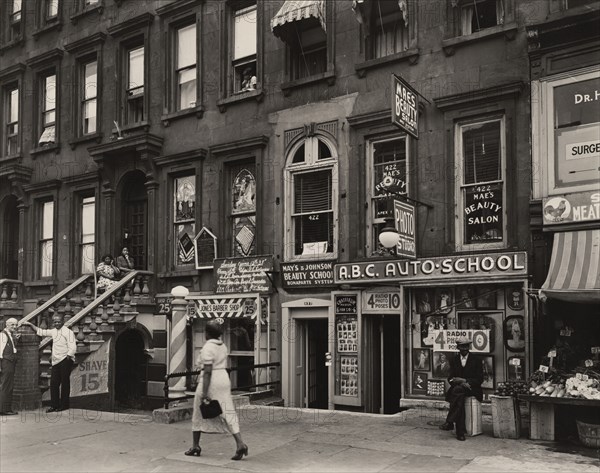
213, 256, 273, 293
543, 191, 600, 225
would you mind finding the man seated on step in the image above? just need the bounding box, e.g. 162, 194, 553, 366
23, 312, 76, 412
439, 335, 483, 441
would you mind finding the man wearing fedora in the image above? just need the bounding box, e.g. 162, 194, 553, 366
439, 335, 483, 441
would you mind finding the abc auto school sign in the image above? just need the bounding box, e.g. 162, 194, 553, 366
334, 252, 527, 284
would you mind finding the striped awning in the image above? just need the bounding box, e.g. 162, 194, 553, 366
540, 229, 600, 304
271, 0, 326, 41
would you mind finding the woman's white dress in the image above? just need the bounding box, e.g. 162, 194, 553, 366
192, 338, 240, 434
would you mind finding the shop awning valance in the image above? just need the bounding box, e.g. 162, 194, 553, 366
271, 0, 326, 42
540, 229, 600, 304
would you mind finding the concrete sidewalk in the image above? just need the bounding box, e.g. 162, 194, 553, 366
1, 405, 598, 473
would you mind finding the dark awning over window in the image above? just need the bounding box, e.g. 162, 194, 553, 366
271, 0, 326, 41
351, 0, 408, 26
540, 229, 600, 304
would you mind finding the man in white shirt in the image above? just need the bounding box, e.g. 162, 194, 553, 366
0, 318, 20, 415
23, 314, 76, 412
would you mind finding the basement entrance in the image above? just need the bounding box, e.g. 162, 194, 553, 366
115, 329, 147, 409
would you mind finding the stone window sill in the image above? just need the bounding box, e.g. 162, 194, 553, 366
32, 21, 62, 39
111, 121, 150, 138
442, 22, 518, 56
280, 70, 336, 97
70, 4, 104, 24
0, 37, 24, 55
217, 89, 264, 113
0, 153, 23, 164
355, 48, 420, 77
161, 105, 205, 126
69, 132, 103, 149
30, 143, 61, 156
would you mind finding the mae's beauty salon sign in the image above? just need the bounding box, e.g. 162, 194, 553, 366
334, 252, 527, 284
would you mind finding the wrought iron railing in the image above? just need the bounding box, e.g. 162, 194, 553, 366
163, 361, 281, 409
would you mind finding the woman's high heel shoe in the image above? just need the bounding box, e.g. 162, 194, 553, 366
231, 445, 248, 461
184, 447, 201, 457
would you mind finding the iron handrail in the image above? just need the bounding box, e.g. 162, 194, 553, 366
163, 361, 281, 409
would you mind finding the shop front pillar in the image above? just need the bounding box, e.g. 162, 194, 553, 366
168, 286, 189, 398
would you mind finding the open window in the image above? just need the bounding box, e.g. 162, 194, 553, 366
285, 135, 337, 261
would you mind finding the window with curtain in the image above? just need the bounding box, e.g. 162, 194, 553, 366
44, 0, 59, 23
81, 60, 97, 135
174, 175, 196, 266
459, 0, 503, 36
370, 0, 409, 58
230, 164, 257, 257
5, 86, 19, 156
175, 23, 197, 110
126, 45, 144, 124
80, 196, 95, 274
369, 136, 408, 255
40, 201, 54, 278
286, 136, 337, 260
232, 2, 257, 93
458, 118, 505, 246
289, 25, 327, 81
39, 73, 56, 145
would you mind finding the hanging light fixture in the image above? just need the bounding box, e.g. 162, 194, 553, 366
378, 217, 400, 249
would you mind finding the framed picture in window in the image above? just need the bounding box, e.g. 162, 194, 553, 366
412, 348, 431, 371
504, 315, 525, 352
456, 287, 476, 309
457, 312, 501, 352
413, 372, 428, 394
435, 288, 453, 314
475, 286, 496, 309
480, 355, 495, 390
415, 289, 434, 314
432, 351, 453, 379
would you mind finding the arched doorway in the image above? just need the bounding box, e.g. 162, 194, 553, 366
114, 329, 147, 409
121, 172, 147, 269
1, 195, 19, 279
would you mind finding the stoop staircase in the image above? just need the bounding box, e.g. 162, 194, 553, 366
18, 271, 153, 397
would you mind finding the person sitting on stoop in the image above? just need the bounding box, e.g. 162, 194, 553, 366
439, 335, 483, 441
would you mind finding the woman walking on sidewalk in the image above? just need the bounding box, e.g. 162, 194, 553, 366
185, 320, 248, 460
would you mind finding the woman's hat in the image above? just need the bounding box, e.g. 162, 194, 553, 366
456, 335, 472, 346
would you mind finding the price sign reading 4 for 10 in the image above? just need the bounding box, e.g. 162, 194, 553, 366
365, 292, 401, 310
433, 329, 491, 353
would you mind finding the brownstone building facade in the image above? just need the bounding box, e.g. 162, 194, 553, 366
0, 1, 597, 413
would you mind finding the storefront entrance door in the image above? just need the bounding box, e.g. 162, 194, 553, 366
364, 315, 401, 414
122, 178, 147, 269
293, 317, 328, 409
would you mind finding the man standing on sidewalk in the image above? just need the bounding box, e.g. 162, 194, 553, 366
439, 335, 483, 441
23, 313, 76, 412
0, 318, 20, 415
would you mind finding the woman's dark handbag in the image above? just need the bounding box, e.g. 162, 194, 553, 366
200, 399, 222, 419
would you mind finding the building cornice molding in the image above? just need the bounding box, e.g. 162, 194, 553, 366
26, 48, 64, 69
210, 136, 269, 157
107, 12, 155, 37
434, 81, 526, 111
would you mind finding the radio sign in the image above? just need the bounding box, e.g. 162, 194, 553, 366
392, 74, 419, 139
394, 199, 416, 258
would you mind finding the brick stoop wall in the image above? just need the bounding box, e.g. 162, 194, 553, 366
13, 327, 42, 411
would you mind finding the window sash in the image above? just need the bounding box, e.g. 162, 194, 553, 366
127, 47, 144, 91
293, 170, 332, 215
233, 4, 257, 61
43, 75, 56, 113
457, 118, 505, 247
177, 24, 196, 69
40, 201, 54, 278
80, 197, 95, 274
46, 0, 59, 19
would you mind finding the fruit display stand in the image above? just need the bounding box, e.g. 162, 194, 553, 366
519, 395, 600, 441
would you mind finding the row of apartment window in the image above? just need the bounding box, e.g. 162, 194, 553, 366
23, 117, 505, 280
2, 0, 595, 156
